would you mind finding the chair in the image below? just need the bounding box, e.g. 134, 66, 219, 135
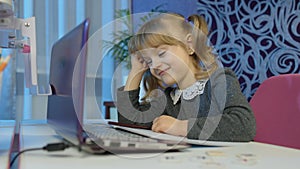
103, 101, 116, 119
250, 74, 300, 149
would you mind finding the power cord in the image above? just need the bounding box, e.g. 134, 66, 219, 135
9, 142, 72, 167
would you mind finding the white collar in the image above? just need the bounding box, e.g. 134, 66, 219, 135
170, 80, 208, 105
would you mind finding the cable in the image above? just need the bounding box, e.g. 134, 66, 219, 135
9, 142, 71, 167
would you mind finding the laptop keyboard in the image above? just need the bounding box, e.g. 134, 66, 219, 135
84, 124, 158, 143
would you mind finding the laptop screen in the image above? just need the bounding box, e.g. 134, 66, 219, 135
47, 18, 90, 144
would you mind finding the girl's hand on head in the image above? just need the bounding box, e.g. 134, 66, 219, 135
130, 53, 149, 73
152, 115, 188, 137
124, 53, 148, 91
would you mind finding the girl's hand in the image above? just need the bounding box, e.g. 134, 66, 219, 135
152, 115, 188, 137
130, 53, 148, 73
124, 53, 148, 91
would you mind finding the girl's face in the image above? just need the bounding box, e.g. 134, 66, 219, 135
141, 45, 197, 89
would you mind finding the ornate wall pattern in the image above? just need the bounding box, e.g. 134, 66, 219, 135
197, 0, 300, 100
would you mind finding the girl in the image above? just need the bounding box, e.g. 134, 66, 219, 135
116, 13, 256, 142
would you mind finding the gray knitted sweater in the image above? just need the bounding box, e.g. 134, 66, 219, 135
116, 68, 256, 142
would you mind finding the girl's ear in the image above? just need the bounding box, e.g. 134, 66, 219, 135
185, 33, 195, 55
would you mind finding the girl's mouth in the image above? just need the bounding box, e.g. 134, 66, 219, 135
158, 71, 165, 76
158, 68, 169, 76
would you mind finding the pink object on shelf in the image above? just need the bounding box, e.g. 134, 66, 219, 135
23, 45, 31, 53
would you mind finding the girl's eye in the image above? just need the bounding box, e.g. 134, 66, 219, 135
158, 51, 166, 57
145, 60, 152, 65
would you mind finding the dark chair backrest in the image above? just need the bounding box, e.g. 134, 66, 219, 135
103, 101, 116, 119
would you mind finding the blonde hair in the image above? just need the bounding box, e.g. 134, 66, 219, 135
140, 70, 164, 102
129, 13, 219, 101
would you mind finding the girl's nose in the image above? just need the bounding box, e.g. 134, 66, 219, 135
150, 58, 162, 69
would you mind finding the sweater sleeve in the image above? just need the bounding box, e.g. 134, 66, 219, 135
186, 69, 256, 142
116, 87, 167, 128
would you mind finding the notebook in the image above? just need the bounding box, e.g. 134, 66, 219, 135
46, 18, 189, 154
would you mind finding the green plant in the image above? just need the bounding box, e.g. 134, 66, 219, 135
104, 5, 167, 69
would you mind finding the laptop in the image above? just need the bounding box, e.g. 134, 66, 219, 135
46, 18, 189, 154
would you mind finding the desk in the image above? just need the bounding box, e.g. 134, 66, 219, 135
3, 122, 300, 169
0, 121, 15, 169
